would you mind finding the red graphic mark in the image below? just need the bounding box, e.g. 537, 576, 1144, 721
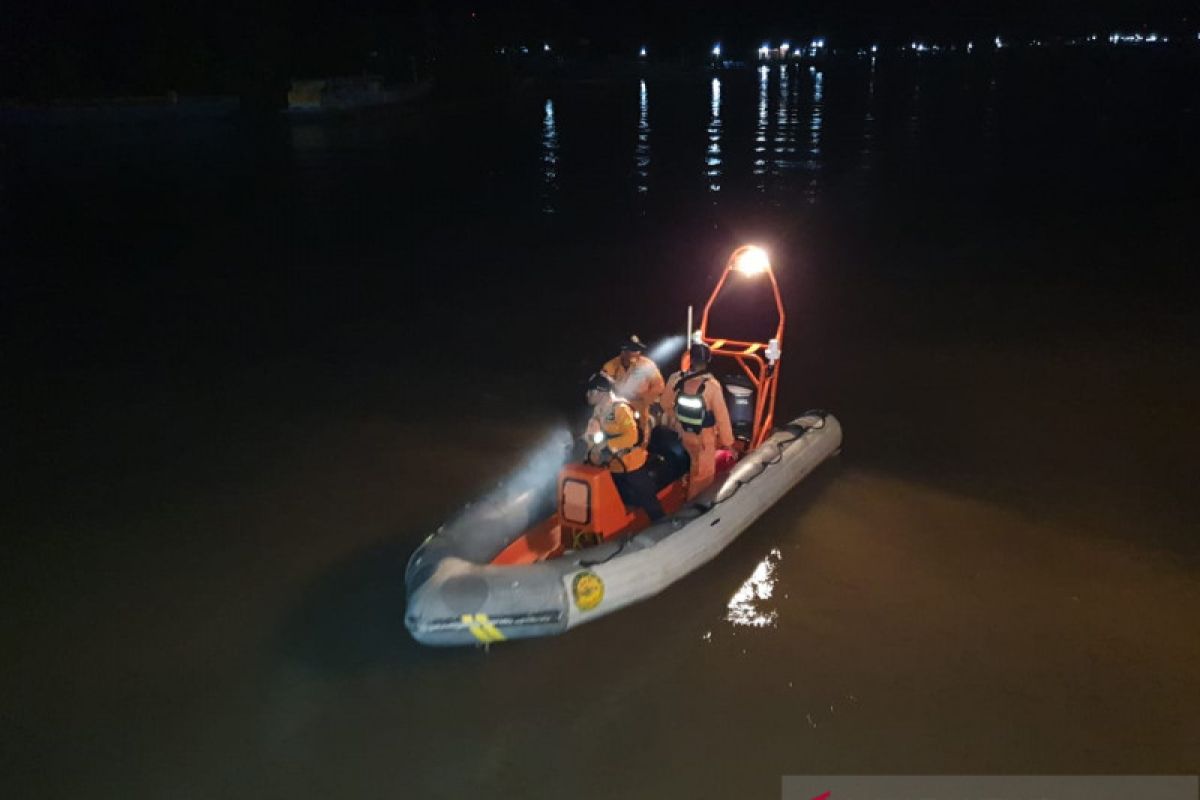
810, 793, 831, 800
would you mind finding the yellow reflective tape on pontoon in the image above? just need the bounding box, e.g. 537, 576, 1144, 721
461, 614, 493, 643
475, 614, 506, 642
461, 613, 505, 643
460, 614, 485, 642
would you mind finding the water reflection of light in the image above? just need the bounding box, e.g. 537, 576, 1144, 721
541, 98, 558, 213
906, 71, 921, 147
772, 63, 797, 180
860, 59, 876, 171
805, 70, 824, 203
983, 73, 998, 143
726, 547, 783, 628
706, 77, 722, 193
754, 65, 769, 188
775, 66, 789, 138
636, 79, 650, 193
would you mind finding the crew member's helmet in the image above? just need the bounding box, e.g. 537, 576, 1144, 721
586, 372, 615, 392
620, 335, 648, 353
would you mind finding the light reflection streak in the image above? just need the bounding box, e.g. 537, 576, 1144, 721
906, 72, 922, 147
773, 64, 793, 177
754, 65, 769, 189
726, 547, 783, 628
983, 72, 998, 144
636, 79, 650, 193
706, 77, 722, 193
541, 98, 559, 213
805, 71, 824, 203
860, 58, 877, 171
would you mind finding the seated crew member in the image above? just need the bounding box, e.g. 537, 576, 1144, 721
664, 342, 735, 500
583, 372, 665, 522
601, 335, 665, 433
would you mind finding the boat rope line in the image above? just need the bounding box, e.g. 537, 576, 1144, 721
579, 534, 633, 568
422, 610, 561, 633
706, 424, 805, 507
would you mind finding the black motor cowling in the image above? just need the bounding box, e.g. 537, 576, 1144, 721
723, 375, 756, 442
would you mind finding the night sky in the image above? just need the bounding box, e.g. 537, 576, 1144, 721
2, 0, 1195, 100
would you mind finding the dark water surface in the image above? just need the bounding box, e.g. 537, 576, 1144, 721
4, 52, 1200, 798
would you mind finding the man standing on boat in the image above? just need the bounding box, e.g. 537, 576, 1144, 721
601, 335, 665, 433
583, 372, 665, 522
665, 342, 735, 500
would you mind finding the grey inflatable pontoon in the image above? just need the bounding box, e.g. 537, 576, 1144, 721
404, 411, 841, 647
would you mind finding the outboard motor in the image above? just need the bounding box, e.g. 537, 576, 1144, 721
723, 374, 756, 443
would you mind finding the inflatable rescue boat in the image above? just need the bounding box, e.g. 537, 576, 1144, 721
405, 246, 842, 646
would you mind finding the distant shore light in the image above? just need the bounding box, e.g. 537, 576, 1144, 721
712, 43, 722, 57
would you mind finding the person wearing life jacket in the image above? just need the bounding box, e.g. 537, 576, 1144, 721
601, 335, 665, 433
583, 372, 665, 522
665, 342, 735, 500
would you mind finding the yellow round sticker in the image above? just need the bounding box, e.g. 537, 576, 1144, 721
572, 571, 605, 612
